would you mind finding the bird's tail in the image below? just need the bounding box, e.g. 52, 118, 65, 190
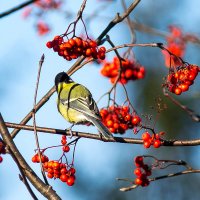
88, 117, 114, 139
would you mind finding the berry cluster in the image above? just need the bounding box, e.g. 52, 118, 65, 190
36, 21, 50, 36
31, 136, 76, 186
32, 152, 49, 163
46, 36, 106, 61
100, 106, 141, 134
22, 0, 62, 36
61, 135, 70, 152
43, 161, 76, 186
134, 156, 151, 187
166, 65, 200, 95
34, 0, 62, 9
100, 57, 145, 84
162, 26, 185, 67
0, 140, 6, 164
142, 132, 162, 149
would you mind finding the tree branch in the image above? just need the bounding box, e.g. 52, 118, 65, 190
0, 0, 38, 19
97, 0, 141, 42
8, 148, 38, 200
6, 121, 200, 146
0, 113, 61, 200
119, 169, 200, 192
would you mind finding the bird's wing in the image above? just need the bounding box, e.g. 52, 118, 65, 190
60, 95, 101, 121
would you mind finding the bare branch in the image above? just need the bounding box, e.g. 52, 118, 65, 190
0, 113, 61, 200
6, 121, 200, 146
163, 88, 200, 122
119, 169, 200, 192
32, 54, 49, 184
9, 148, 38, 200
0, 0, 38, 19
97, 0, 141, 42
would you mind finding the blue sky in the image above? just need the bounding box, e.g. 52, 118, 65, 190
1, 0, 200, 200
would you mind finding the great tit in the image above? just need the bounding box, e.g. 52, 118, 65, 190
55, 72, 113, 139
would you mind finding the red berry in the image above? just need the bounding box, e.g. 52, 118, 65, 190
61, 139, 67, 145
85, 48, 92, 57
106, 120, 113, 128
174, 87, 182, 95
125, 69, 133, 79
48, 161, 54, 168
179, 84, 189, 92
153, 140, 161, 148
135, 177, 143, 185
69, 167, 76, 175
75, 37, 83, 47
99, 46, 106, 52
143, 141, 151, 148
60, 174, 68, 182
47, 172, 54, 179
63, 145, 70, 153
31, 155, 37, 163
43, 162, 48, 169
48, 168, 54, 174
53, 161, 60, 169
141, 178, 150, 187
124, 114, 132, 122
46, 41, 53, 48
113, 122, 119, 129
142, 132, 151, 141
132, 116, 141, 126
68, 38, 76, 47
0, 156, 3, 163
89, 40, 97, 48
134, 168, 142, 177
60, 167, 68, 174
66, 175, 75, 186
134, 156, 144, 167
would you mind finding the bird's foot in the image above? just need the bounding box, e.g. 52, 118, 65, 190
66, 124, 74, 139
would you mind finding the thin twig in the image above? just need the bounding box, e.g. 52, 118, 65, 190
163, 88, 200, 122
121, 0, 136, 56
0, 0, 38, 19
119, 169, 200, 192
67, 42, 162, 75
105, 35, 124, 98
8, 147, 38, 200
32, 54, 49, 185
0, 113, 61, 200
97, 0, 141, 42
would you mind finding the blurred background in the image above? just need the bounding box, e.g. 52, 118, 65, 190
0, 0, 200, 199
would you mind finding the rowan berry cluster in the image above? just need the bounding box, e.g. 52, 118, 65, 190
36, 21, 50, 36
32, 152, 49, 163
0, 141, 6, 164
166, 64, 200, 95
61, 135, 70, 152
31, 136, 76, 186
100, 57, 145, 84
142, 131, 162, 149
43, 161, 76, 186
162, 26, 185, 67
22, 0, 62, 36
100, 106, 141, 134
34, 0, 62, 9
46, 36, 106, 61
134, 156, 151, 187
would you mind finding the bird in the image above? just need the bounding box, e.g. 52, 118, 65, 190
55, 72, 113, 139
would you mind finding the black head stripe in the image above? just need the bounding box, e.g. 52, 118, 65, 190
55, 72, 72, 90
